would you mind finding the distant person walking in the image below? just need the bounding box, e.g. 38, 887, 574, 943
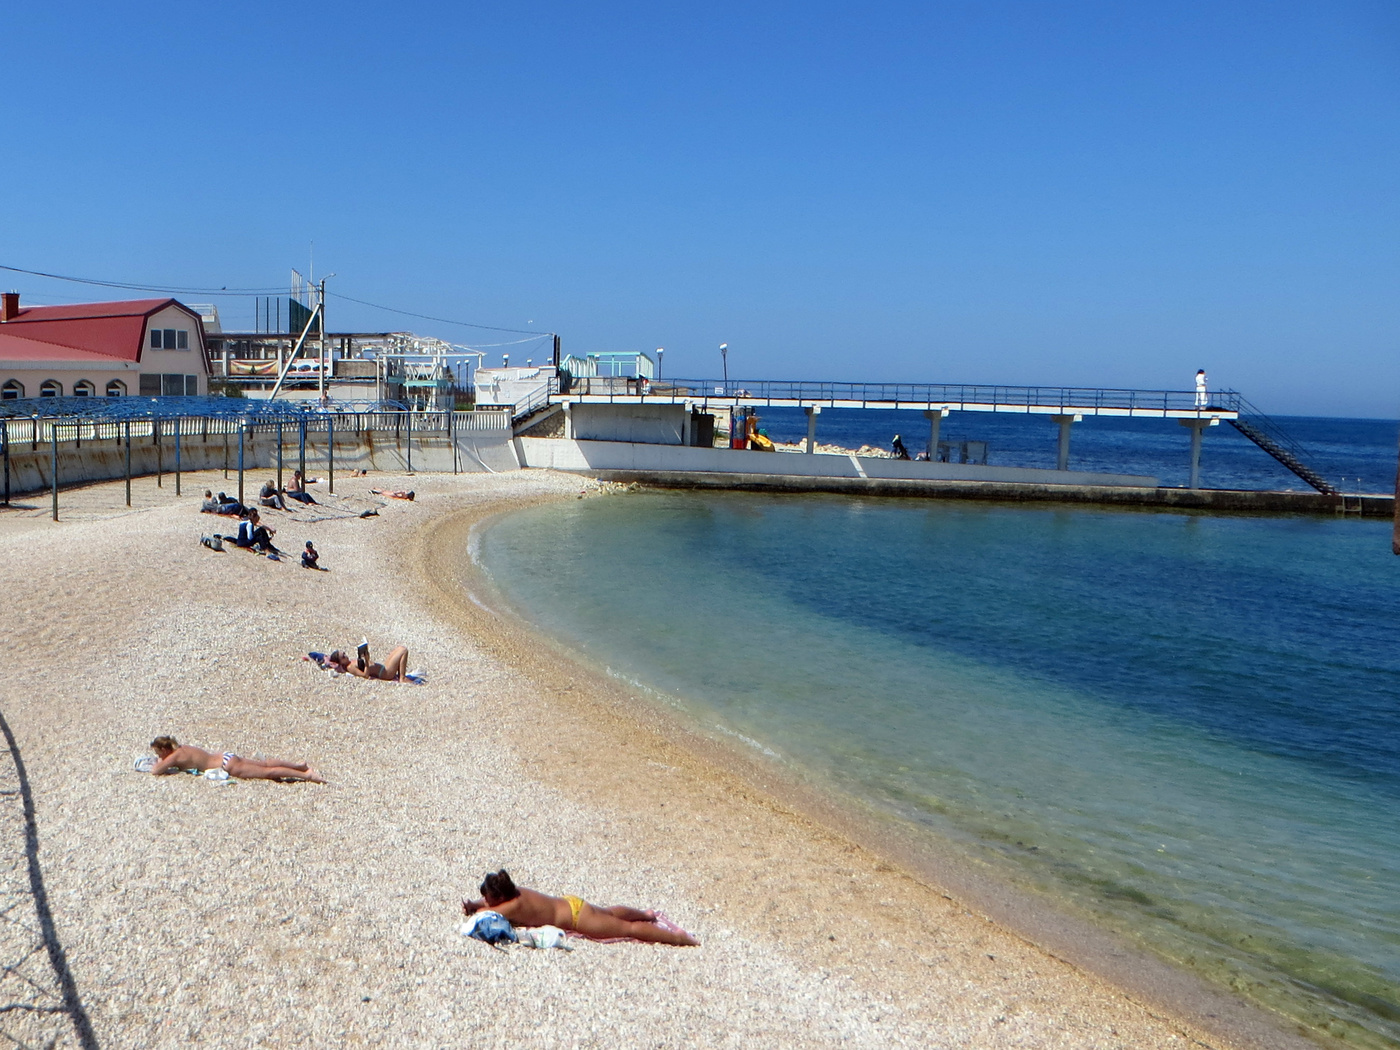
891, 434, 911, 460
1194, 369, 1208, 409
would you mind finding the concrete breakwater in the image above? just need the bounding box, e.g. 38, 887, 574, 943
5, 424, 1390, 519
585, 468, 1396, 517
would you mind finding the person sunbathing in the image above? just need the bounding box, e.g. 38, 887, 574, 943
148, 736, 324, 783
462, 870, 698, 946
233, 508, 280, 554
285, 470, 318, 505
327, 641, 409, 682
370, 488, 415, 500
259, 478, 287, 511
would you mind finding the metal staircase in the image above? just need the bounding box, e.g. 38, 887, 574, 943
1226, 396, 1337, 495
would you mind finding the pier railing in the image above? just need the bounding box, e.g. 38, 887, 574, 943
646, 380, 1243, 415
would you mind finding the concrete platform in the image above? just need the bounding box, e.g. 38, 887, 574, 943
583, 469, 1394, 517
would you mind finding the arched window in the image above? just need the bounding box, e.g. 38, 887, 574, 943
73, 380, 95, 396
39, 380, 61, 397
1, 380, 22, 400
105, 379, 126, 397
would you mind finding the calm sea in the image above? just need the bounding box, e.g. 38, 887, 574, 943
475, 417, 1400, 1047
751, 407, 1398, 493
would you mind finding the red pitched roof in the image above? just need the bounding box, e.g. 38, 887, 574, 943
0, 298, 197, 363
0, 330, 134, 364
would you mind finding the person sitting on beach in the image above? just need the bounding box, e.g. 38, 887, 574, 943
327, 640, 409, 682
200, 489, 221, 513
214, 491, 245, 516
259, 478, 287, 511
301, 540, 323, 570
462, 870, 698, 946
233, 508, 280, 555
285, 470, 318, 505
148, 736, 324, 783
370, 488, 415, 501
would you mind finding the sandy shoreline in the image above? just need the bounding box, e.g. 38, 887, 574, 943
0, 469, 1308, 1048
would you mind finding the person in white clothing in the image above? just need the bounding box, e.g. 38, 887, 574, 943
1194, 369, 1208, 408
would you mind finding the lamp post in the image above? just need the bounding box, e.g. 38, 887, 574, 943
656, 348, 664, 380
720, 343, 728, 392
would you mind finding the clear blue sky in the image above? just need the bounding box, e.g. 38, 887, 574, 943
2, 1, 1397, 415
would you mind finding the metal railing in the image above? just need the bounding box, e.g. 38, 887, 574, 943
605, 379, 1245, 415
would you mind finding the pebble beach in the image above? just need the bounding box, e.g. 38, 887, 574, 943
0, 468, 1307, 1048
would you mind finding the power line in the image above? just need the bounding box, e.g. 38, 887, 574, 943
0, 263, 283, 296
0, 262, 554, 338
328, 290, 550, 336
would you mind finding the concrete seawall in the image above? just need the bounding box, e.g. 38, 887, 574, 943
584, 468, 1395, 517
0, 428, 518, 496
6, 429, 1388, 519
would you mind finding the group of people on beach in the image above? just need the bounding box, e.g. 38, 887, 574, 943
200, 471, 323, 567
168, 472, 697, 947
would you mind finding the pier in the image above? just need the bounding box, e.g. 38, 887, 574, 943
537, 378, 1337, 494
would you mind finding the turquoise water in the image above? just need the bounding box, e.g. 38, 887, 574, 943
476, 492, 1400, 1046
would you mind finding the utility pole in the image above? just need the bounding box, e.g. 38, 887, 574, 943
318, 277, 327, 401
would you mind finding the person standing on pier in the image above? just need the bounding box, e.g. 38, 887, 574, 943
1195, 369, 1208, 408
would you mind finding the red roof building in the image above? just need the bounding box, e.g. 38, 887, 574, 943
0, 293, 211, 400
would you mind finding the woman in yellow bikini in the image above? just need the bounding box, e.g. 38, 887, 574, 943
462, 870, 697, 946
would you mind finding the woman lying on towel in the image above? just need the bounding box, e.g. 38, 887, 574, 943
148, 736, 324, 783
327, 641, 410, 683
370, 488, 415, 500
462, 870, 698, 946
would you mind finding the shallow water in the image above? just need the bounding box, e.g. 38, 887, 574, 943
478, 491, 1400, 1047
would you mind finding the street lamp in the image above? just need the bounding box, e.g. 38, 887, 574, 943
656, 347, 664, 380
719, 343, 728, 392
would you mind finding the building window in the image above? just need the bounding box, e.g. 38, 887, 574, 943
73, 380, 95, 396
39, 380, 61, 397
162, 374, 184, 396
185, 375, 198, 395
139, 374, 161, 396
150, 328, 188, 349
1, 380, 22, 400
106, 379, 126, 397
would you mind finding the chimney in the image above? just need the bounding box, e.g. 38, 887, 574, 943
0, 292, 17, 322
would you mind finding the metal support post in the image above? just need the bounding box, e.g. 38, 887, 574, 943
298, 420, 306, 481
327, 416, 335, 493
50, 423, 58, 521
450, 410, 457, 474
155, 417, 162, 487
1050, 414, 1080, 472
237, 424, 246, 506
175, 419, 182, 496
1393, 426, 1400, 554
125, 422, 132, 506
2, 423, 9, 505
805, 405, 821, 454
924, 409, 946, 460
406, 410, 413, 473
1179, 418, 1212, 490
277, 420, 284, 493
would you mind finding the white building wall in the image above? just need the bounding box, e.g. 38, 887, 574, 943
140, 305, 208, 395
569, 403, 687, 444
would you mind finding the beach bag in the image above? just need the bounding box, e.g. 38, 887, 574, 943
461, 911, 517, 946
